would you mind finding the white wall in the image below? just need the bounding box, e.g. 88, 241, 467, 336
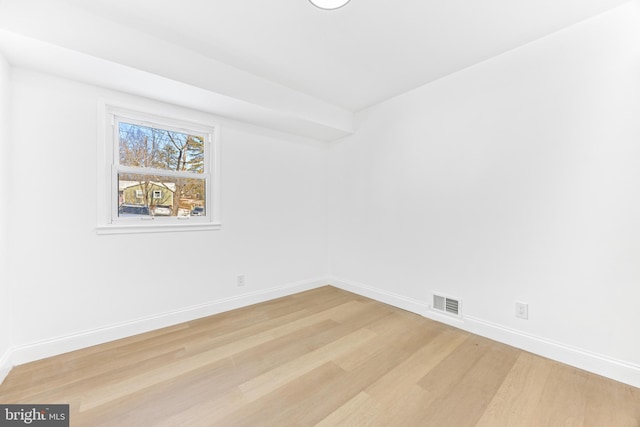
6, 68, 328, 362
329, 2, 640, 386
0, 51, 13, 381
3, 0, 640, 390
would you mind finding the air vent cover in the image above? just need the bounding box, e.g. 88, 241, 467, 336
432, 294, 460, 316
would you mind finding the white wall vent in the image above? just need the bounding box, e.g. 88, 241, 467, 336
432, 294, 461, 317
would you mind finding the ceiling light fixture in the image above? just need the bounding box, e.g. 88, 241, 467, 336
308, 0, 351, 10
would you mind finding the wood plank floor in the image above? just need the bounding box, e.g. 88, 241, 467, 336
1, 286, 638, 426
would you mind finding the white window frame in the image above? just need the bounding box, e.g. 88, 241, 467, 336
152, 190, 163, 199
97, 103, 221, 234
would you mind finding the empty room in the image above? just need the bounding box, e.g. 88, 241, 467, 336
0, 0, 639, 425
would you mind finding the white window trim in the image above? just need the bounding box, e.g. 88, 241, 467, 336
97, 101, 221, 234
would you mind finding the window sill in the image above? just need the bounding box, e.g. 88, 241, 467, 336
96, 221, 221, 235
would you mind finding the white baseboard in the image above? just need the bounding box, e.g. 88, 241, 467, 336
331, 277, 429, 316
0, 347, 12, 386
463, 315, 640, 389
3, 277, 328, 379
4, 276, 638, 390
329, 277, 640, 389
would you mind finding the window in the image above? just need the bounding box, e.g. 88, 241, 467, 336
98, 104, 220, 234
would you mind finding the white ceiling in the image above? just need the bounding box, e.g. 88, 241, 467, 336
0, 0, 631, 140
63, 0, 629, 111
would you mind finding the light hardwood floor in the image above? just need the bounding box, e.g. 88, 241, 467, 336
1, 286, 638, 426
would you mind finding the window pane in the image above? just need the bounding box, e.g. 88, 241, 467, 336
119, 122, 205, 174
118, 173, 206, 218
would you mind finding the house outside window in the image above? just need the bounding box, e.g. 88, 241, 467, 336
97, 104, 220, 234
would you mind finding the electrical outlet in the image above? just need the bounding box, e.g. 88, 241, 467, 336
515, 302, 528, 319
237, 274, 245, 287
